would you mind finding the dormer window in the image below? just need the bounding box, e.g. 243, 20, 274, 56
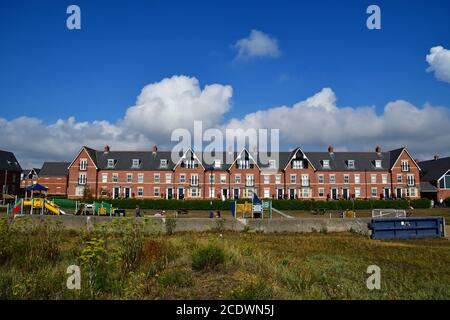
375, 160, 382, 168
322, 160, 330, 169
292, 160, 303, 169
269, 160, 276, 169
160, 159, 168, 168
214, 159, 221, 168
107, 159, 115, 169
347, 160, 355, 169
132, 159, 141, 168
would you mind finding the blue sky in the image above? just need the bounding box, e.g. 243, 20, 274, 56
0, 0, 450, 166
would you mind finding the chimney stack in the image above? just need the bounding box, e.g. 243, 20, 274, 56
328, 145, 334, 154
375, 146, 381, 154
152, 145, 158, 153
104, 145, 110, 153
434, 154, 439, 160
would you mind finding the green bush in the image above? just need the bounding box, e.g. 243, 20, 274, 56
101, 198, 412, 211
157, 268, 192, 288
445, 197, 450, 207
410, 198, 431, 209
191, 245, 225, 271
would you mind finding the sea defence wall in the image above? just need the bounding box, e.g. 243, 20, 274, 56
10, 215, 371, 235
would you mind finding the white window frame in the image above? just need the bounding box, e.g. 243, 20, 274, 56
292, 160, 303, 169
126, 173, 133, 183
137, 187, 144, 197
154, 173, 160, 183
290, 174, 296, 184
269, 160, 276, 169
107, 159, 115, 169
329, 174, 335, 184
322, 160, 330, 169
137, 173, 144, 183
132, 159, 140, 168
375, 160, 382, 168
318, 188, 325, 198
102, 173, 108, 183
401, 160, 409, 172
112, 173, 118, 183
80, 159, 88, 171
347, 160, 355, 169
354, 174, 360, 184
79, 173, 87, 185
318, 174, 324, 184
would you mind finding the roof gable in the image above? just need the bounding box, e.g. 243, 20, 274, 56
0, 150, 22, 172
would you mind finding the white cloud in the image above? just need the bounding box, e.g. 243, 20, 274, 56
124, 75, 232, 141
1, 75, 450, 168
426, 46, 450, 83
224, 88, 450, 159
234, 29, 280, 60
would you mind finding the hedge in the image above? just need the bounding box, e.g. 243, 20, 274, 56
95, 198, 416, 211
410, 198, 431, 209
445, 197, 450, 207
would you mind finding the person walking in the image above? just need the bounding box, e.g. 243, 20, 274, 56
135, 205, 142, 217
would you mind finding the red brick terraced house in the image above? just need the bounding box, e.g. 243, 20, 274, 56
418, 155, 450, 202
36, 162, 70, 196
0, 150, 22, 196
67, 145, 421, 200
21, 162, 69, 196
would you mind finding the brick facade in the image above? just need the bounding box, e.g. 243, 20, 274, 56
66, 146, 421, 200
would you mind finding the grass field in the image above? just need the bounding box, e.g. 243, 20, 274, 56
123, 207, 450, 223
0, 217, 449, 300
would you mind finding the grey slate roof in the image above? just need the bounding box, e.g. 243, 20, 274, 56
39, 162, 70, 177
419, 157, 450, 182
304, 151, 391, 171
420, 181, 438, 192
0, 150, 22, 172
79, 146, 406, 172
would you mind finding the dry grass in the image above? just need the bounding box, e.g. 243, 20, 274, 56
0, 223, 449, 299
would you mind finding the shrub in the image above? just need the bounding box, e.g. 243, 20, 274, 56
101, 198, 413, 211
410, 198, 431, 209
165, 217, 177, 235
157, 268, 192, 288
230, 278, 274, 300
444, 197, 450, 207
191, 245, 225, 271
78, 236, 111, 297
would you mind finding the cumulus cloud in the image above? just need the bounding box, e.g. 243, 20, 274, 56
224, 88, 450, 159
1, 75, 450, 168
426, 46, 450, 83
234, 29, 281, 60
124, 75, 232, 141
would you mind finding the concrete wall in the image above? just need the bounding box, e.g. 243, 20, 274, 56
11, 215, 371, 235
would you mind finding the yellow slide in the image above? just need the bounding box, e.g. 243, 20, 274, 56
21, 198, 65, 215
44, 200, 65, 215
